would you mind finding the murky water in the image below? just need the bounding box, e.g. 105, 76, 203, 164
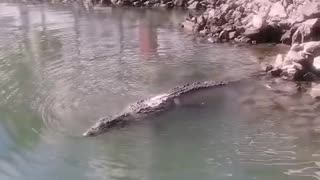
1, 2, 320, 180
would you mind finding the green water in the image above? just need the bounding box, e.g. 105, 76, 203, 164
0, 2, 319, 180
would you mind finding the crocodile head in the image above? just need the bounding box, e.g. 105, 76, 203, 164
83, 113, 130, 137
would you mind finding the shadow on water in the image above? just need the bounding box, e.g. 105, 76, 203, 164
1, 2, 320, 180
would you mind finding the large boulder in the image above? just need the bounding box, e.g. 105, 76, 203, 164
302, 2, 320, 19
252, 14, 266, 29
302, 41, 320, 55
268, 2, 287, 18
267, 43, 315, 81
292, 18, 320, 43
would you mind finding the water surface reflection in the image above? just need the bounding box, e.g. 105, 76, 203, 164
0, 2, 320, 180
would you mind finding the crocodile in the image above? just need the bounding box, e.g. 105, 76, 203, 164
83, 80, 237, 137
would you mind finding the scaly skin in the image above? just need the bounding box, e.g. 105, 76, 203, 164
83, 80, 230, 137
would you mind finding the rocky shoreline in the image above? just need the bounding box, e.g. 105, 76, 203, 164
80, 0, 207, 9
181, 0, 320, 45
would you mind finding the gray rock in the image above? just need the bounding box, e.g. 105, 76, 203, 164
165, 2, 174, 8
132, 1, 140, 6
310, 83, 320, 98
270, 68, 283, 77
188, 1, 198, 9
283, 44, 304, 65
219, 30, 229, 41
291, 19, 320, 44
280, 29, 293, 44
111, 0, 117, 4
173, 0, 184, 6
302, 2, 320, 19
274, 54, 284, 69
187, 0, 193, 5
232, 10, 242, 19
229, 31, 236, 39
223, 25, 234, 32
197, 15, 206, 25
207, 37, 218, 43
265, 64, 273, 72
243, 27, 260, 36
304, 18, 320, 28
269, 2, 287, 18
286, 4, 295, 16
199, 29, 208, 36
313, 56, 320, 71
291, 18, 320, 43
208, 9, 215, 19
220, 3, 231, 12
302, 41, 320, 55
281, 64, 301, 80
252, 14, 266, 29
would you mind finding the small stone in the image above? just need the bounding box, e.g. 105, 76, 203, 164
219, 30, 229, 41
193, 24, 200, 33
284, 67, 298, 79
224, 26, 234, 32
303, 72, 316, 81
229, 31, 236, 39
270, 68, 282, 77
199, 29, 208, 36
207, 37, 218, 43
265, 64, 273, 72
165, 2, 173, 8
273, 54, 284, 69
280, 29, 292, 44
197, 15, 206, 25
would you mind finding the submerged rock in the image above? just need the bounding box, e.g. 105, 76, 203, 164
310, 83, 320, 98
